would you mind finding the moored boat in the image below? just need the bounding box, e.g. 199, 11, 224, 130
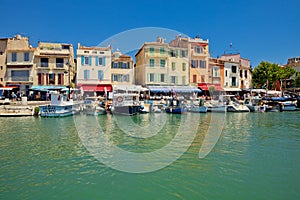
165, 98, 187, 114
111, 93, 142, 116
39, 92, 82, 117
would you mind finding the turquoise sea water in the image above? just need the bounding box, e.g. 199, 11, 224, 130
0, 112, 299, 199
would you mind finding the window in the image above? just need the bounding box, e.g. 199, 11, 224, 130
150, 47, 154, 54
122, 62, 127, 69
12, 52, 17, 62
150, 59, 154, 67
232, 77, 236, 86
182, 76, 186, 85
194, 46, 203, 54
99, 51, 104, 54
193, 74, 197, 83
113, 62, 118, 68
24, 52, 29, 62
99, 57, 106, 65
200, 60, 206, 68
84, 70, 90, 80
62, 45, 70, 49
170, 49, 176, 57
49, 74, 55, 84
225, 70, 228, 77
84, 51, 89, 53
161, 74, 165, 82
182, 63, 186, 71
112, 74, 118, 82
0, 78, 2, 82
11, 70, 29, 81
213, 66, 220, 77
240, 70, 243, 78
181, 50, 187, 57
41, 58, 49, 67
58, 74, 64, 85
231, 65, 237, 73
191, 60, 198, 68
160, 48, 165, 54
149, 73, 155, 82
171, 76, 176, 84
56, 58, 64, 68
201, 75, 205, 83
0, 66, 3, 70
84, 57, 89, 65
122, 75, 129, 82
38, 73, 43, 85
160, 59, 165, 67
172, 62, 176, 71
244, 70, 248, 79
98, 70, 104, 80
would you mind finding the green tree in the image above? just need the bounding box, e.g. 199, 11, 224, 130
277, 66, 296, 90
295, 74, 300, 87
252, 61, 281, 89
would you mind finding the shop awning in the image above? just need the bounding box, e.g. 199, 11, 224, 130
113, 85, 149, 92
30, 85, 67, 91
223, 88, 242, 92
0, 86, 17, 91
198, 83, 223, 91
78, 84, 112, 92
148, 86, 201, 93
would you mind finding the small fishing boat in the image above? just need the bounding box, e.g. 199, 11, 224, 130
83, 97, 106, 115
111, 93, 142, 116
165, 98, 187, 114
189, 106, 208, 113
280, 101, 298, 111
39, 92, 82, 117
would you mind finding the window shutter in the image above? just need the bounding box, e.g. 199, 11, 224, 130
157, 73, 161, 82
46, 73, 49, 85
53, 74, 56, 85
41, 73, 44, 85
103, 57, 106, 66
88, 56, 92, 66
61, 74, 64, 85
147, 73, 150, 83
95, 57, 99, 66
81, 56, 84, 66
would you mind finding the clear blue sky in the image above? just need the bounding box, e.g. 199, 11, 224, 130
1, 0, 299, 67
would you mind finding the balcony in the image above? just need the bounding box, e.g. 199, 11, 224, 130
6, 76, 34, 82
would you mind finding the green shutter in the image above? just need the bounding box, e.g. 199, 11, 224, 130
103, 57, 106, 66
95, 57, 99, 66
81, 56, 84, 66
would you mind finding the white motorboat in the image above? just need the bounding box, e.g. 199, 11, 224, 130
39, 92, 82, 117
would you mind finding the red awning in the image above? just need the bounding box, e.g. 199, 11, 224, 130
78, 84, 112, 92
198, 83, 223, 91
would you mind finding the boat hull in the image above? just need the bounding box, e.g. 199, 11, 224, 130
112, 105, 141, 116
165, 107, 187, 114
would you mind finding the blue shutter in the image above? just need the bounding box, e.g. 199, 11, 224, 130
88, 56, 92, 66
103, 57, 106, 66
95, 57, 99, 66
81, 56, 84, 66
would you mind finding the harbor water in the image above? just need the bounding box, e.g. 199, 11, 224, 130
0, 112, 299, 199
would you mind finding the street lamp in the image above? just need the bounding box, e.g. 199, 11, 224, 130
64, 62, 71, 100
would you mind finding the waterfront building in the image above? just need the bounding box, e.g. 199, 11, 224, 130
286, 56, 300, 78
111, 50, 135, 86
33, 42, 75, 93
135, 36, 189, 86
220, 53, 252, 92
5, 35, 35, 94
0, 38, 8, 87
76, 43, 112, 95
135, 37, 170, 86
169, 35, 211, 92
207, 57, 225, 91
